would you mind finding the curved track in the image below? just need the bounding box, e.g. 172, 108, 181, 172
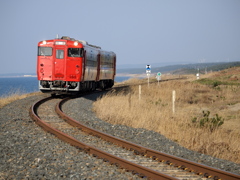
29, 93, 240, 180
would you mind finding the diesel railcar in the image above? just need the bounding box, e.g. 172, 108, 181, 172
37, 36, 116, 95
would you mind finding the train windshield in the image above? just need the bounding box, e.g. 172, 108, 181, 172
68, 48, 83, 57
38, 47, 52, 56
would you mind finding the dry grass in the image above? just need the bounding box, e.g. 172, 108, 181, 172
93, 68, 240, 163
0, 91, 41, 109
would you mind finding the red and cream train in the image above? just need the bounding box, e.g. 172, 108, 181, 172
37, 36, 116, 95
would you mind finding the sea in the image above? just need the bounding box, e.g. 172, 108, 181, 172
0, 76, 132, 97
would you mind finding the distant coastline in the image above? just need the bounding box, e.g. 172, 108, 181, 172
0, 73, 148, 79
0, 75, 37, 78
116, 73, 146, 78
0, 74, 144, 78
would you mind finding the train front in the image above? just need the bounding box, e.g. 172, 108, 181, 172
37, 37, 83, 94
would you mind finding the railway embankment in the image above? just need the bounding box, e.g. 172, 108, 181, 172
0, 90, 239, 179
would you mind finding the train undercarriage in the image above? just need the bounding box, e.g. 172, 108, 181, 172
39, 80, 114, 95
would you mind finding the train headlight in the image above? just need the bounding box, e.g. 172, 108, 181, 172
74, 41, 78, 46
42, 40, 47, 45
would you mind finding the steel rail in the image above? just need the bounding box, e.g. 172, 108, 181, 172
56, 96, 240, 180
29, 97, 178, 180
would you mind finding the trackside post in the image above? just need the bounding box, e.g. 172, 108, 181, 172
172, 90, 176, 114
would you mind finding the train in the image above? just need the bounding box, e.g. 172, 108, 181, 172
37, 36, 116, 95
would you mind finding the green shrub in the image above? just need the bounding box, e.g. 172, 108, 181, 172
212, 81, 221, 87
192, 111, 224, 132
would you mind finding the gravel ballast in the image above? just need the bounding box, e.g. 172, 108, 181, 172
0, 94, 140, 180
0, 93, 239, 179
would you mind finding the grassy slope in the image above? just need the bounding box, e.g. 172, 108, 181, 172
93, 67, 240, 163
0, 92, 41, 109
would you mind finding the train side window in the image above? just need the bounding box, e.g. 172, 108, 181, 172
56, 50, 64, 59
86, 60, 97, 67
68, 48, 83, 57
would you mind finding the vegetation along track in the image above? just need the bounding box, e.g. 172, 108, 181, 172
29, 92, 240, 180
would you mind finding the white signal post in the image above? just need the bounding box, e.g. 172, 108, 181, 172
196, 73, 200, 79
146, 65, 151, 87
156, 72, 161, 85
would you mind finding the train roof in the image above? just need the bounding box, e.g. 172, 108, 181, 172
61, 36, 101, 49
39, 36, 115, 55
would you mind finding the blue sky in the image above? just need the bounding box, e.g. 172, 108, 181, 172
0, 0, 239, 74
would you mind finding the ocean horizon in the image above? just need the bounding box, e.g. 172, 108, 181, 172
0, 76, 132, 97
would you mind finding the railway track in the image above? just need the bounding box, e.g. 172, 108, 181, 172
29, 92, 240, 180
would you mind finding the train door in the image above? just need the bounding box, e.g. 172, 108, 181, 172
96, 54, 100, 81
113, 55, 116, 79
53, 47, 66, 80
37, 46, 53, 81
